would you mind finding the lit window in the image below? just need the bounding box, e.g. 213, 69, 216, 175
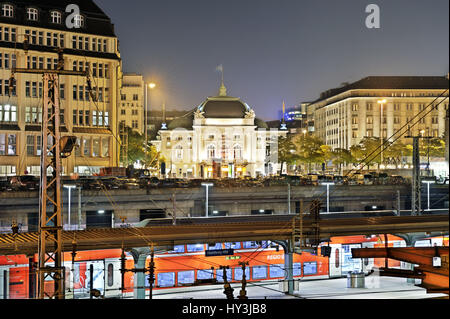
74, 15, 85, 28
50, 11, 62, 24
27, 7, 38, 21
2, 4, 13, 17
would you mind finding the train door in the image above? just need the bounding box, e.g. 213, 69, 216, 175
328, 244, 342, 278
361, 242, 375, 273
104, 259, 121, 298
341, 244, 362, 273
85, 260, 105, 296
0, 267, 8, 299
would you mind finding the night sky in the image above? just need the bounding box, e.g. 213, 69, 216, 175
95, 0, 449, 120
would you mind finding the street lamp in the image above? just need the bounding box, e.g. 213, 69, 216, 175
422, 180, 435, 211
145, 82, 157, 165
201, 183, 213, 217
63, 185, 77, 230
377, 99, 387, 171
321, 182, 335, 213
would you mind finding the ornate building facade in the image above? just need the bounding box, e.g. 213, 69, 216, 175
0, 0, 122, 176
152, 83, 285, 179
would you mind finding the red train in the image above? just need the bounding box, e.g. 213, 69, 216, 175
0, 234, 448, 299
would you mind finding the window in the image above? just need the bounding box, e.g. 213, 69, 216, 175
101, 137, 109, 157
269, 264, 285, 278
60, 84, 65, 99
82, 138, 90, 156
27, 135, 40, 156
93, 138, 100, 157
84, 37, 89, 50
243, 241, 258, 249
252, 266, 267, 280
0, 134, 17, 155
207, 243, 222, 250
366, 103, 373, 111
51, 11, 62, 24
303, 262, 317, 275
2, 4, 13, 17
366, 117, 373, 124
233, 145, 242, 160
177, 271, 195, 286
216, 268, 232, 283
0, 105, 17, 122
175, 145, 183, 160
234, 267, 250, 281
0, 165, 16, 176
352, 104, 359, 112
169, 245, 185, 254
27, 8, 38, 21
197, 269, 214, 280
74, 15, 84, 28
187, 244, 204, 252
59, 34, 64, 47
207, 144, 216, 159
155, 272, 175, 288
85, 111, 90, 126
107, 264, 114, 287
224, 242, 241, 249
293, 263, 302, 277
73, 85, 77, 100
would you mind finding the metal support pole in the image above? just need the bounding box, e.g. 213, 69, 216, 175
67, 187, 71, 230
397, 190, 401, 216
287, 183, 291, 214
326, 184, 330, 213
411, 137, 421, 216
78, 186, 82, 230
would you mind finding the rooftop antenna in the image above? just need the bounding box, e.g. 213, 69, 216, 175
280, 101, 287, 130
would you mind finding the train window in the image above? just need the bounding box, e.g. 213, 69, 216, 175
234, 267, 250, 281
252, 266, 268, 279
216, 268, 232, 283
207, 243, 222, 250
293, 263, 302, 277
242, 241, 258, 249
169, 245, 185, 254
304, 262, 317, 275
197, 269, 214, 280
178, 271, 195, 286
224, 242, 241, 249
269, 264, 285, 278
157, 272, 175, 288
187, 244, 204, 252
335, 248, 340, 268
107, 263, 114, 287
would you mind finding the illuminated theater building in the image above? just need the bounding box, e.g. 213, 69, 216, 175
152, 83, 285, 179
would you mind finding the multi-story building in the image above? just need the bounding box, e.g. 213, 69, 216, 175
310, 76, 449, 150
119, 73, 144, 135
0, 0, 122, 176
152, 83, 285, 179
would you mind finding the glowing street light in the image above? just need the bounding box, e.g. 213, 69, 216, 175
201, 183, 213, 217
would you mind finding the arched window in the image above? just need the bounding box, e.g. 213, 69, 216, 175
50, 11, 62, 24
1, 4, 13, 17
233, 145, 242, 160
207, 145, 216, 159
27, 7, 38, 21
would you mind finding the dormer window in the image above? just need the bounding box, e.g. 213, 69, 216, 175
1, 4, 13, 17
50, 11, 62, 24
27, 7, 38, 21
74, 14, 85, 28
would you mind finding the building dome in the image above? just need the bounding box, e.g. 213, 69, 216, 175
199, 97, 250, 119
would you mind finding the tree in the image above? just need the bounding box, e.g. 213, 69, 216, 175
278, 135, 299, 175
291, 134, 328, 174
350, 137, 382, 170
331, 148, 355, 174
123, 127, 160, 169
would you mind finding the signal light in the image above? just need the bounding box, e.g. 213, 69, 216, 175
60, 136, 78, 158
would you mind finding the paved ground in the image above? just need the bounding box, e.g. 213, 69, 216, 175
151, 276, 447, 299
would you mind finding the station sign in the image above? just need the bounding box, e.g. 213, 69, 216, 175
205, 249, 235, 257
